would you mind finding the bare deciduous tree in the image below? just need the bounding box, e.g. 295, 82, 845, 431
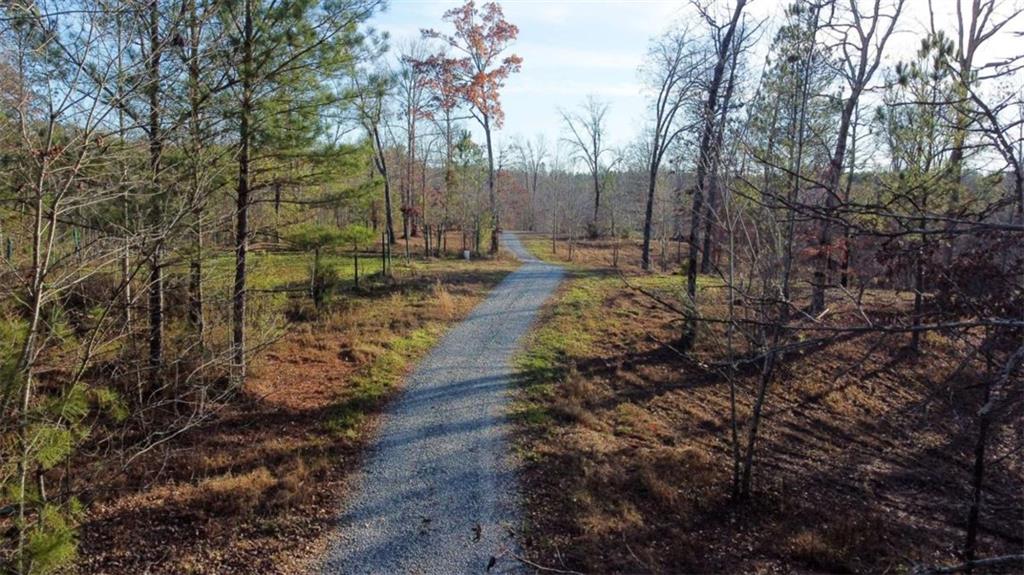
640, 28, 703, 271
683, 0, 749, 348
511, 134, 548, 231
810, 0, 905, 313
561, 96, 612, 238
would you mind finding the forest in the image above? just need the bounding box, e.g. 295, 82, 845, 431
0, 0, 1021, 573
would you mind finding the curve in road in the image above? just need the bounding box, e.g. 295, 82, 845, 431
322, 232, 563, 574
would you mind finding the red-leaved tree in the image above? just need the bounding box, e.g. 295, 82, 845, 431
416, 0, 522, 253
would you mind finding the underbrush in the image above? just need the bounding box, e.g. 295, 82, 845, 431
189, 458, 314, 519
512, 258, 1023, 574
66, 251, 518, 574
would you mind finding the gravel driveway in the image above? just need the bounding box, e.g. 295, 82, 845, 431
321, 232, 563, 574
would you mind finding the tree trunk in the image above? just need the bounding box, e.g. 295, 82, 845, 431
373, 127, 396, 246
14, 185, 51, 572
122, 229, 132, 330
383, 177, 395, 245
684, 0, 747, 349
683, 183, 704, 346
186, 0, 204, 351
812, 90, 860, 313
402, 192, 410, 240
147, 0, 163, 391
147, 253, 163, 389
421, 142, 429, 239
727, 219, 740, 499
1015, 167, 1023, 222
965, 344, 1024, 570
354, 248, 360, 289
188, 213, 204, 349
840, 113, 857, 288
484, 114, 499, 253
740, 347, 777, 497
736, 23, 810, 496
233, 0, 254, 383
641, 162, 658, 271
406, 107, 417, 238
700, 44, 740, 274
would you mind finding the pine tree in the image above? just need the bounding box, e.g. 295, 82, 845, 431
218, 0, 383, 382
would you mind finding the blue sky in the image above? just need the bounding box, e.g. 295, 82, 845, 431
372, 0, 685, 149
370, 0, 1023, 154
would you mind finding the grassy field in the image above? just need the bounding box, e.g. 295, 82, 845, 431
202, 250, 384, 292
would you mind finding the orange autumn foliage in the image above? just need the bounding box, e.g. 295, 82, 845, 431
416, 1, 522, 127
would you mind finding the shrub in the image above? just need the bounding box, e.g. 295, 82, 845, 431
284, 297, 318, 322
314, 264, 341, 307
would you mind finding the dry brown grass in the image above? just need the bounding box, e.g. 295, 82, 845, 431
521, 233, 662, 272
72, 249, 518, 574
637, 446, 713, 511
430, 280, 456, 320
513, 243, 1023, 574
192, 468, 278, 517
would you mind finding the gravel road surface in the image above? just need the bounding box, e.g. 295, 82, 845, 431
321, 232, 563, 574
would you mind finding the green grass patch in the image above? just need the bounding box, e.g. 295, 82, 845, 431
325, 327, 439, 438
626, 272, 722, 291
203, 251, 384, 293
512, 272, 708, 431
512, 277, 606, 427
520, 237, 562, 264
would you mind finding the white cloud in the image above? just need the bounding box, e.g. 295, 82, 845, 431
516, 43, 641, 71
505, 78, 643, 98
532, 3, 572, 24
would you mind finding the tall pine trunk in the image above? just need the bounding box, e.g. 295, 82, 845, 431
484, 114, 499, 253
641, 161, 658, 270
233, 0, 254, 383
146, 0, 164, 390
186, 0, 205, 350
